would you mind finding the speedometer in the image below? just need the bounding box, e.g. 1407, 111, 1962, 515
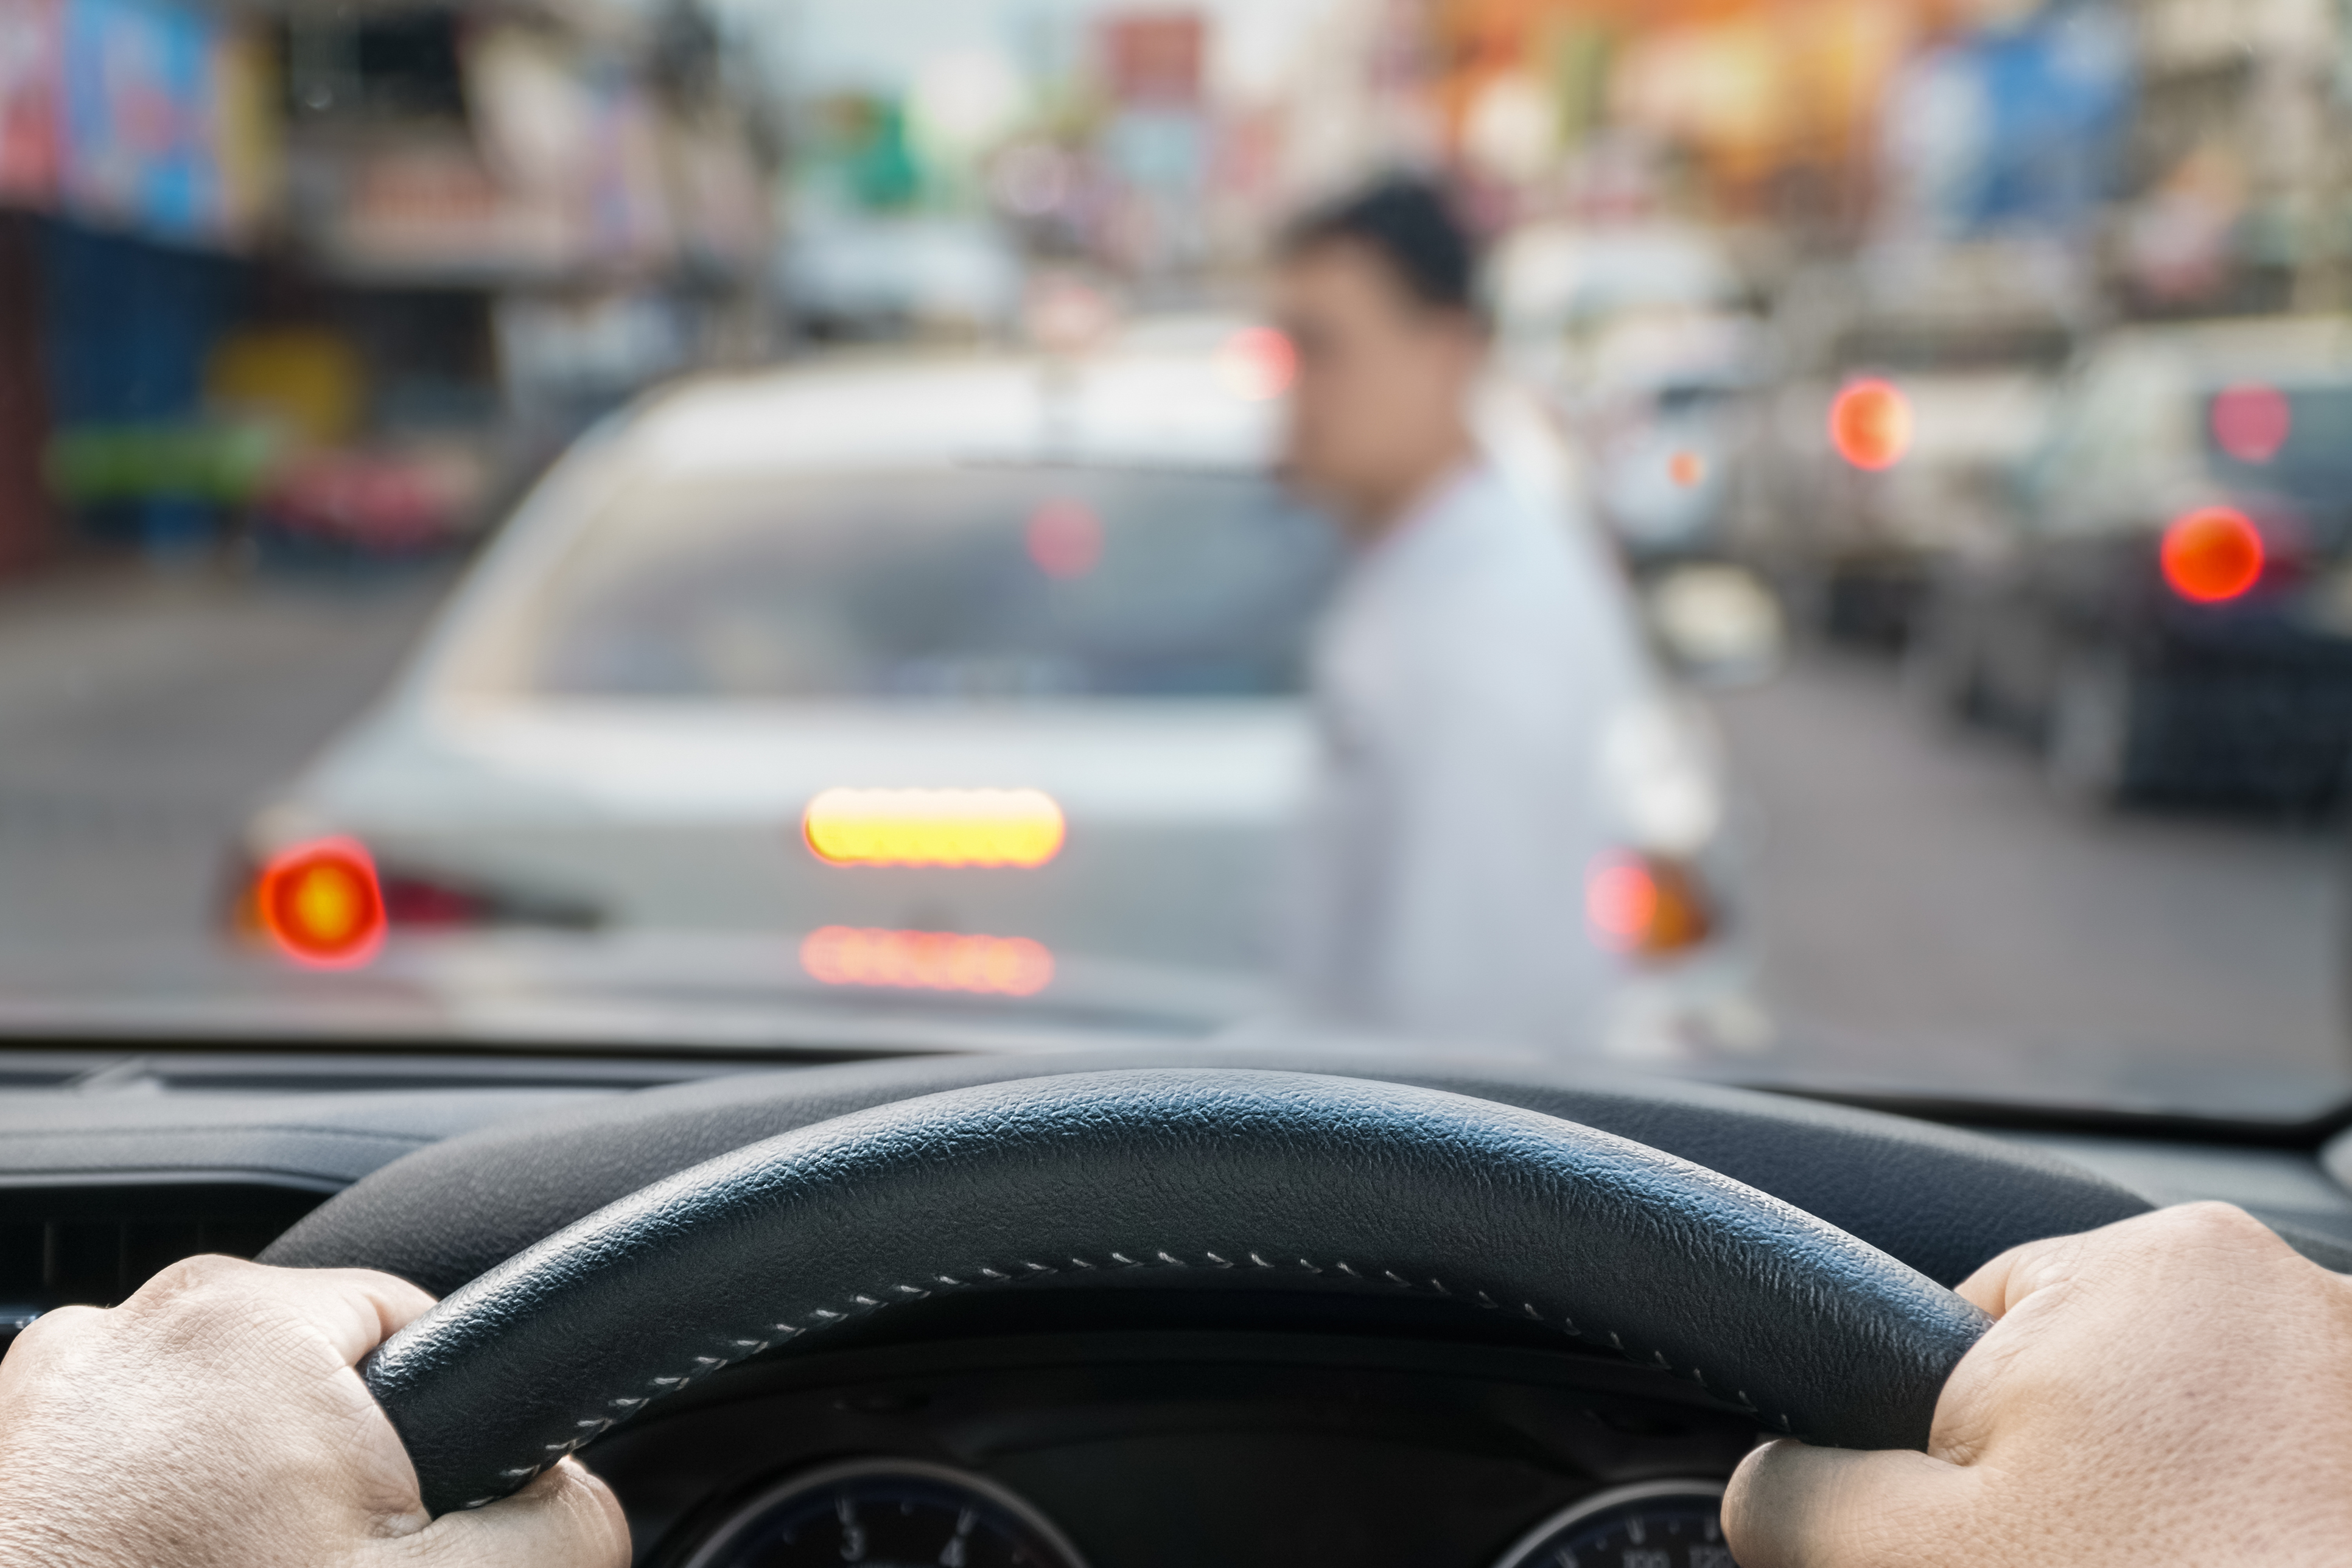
1491, 1479, 1735, 1568
679, 1458, 1089, 1568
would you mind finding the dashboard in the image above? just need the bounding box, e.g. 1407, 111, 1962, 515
2, 1043, 2350, 1567
586, 1283, 1759, 1568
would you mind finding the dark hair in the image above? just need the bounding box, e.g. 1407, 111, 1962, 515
1281, 176, 1479, 315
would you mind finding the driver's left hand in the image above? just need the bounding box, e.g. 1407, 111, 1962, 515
0, 1254, 629, 1568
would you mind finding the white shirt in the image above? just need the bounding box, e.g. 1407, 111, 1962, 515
1283, 460, 1647, 1052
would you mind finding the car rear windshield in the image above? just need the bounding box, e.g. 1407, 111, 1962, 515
527, 466, 1345, 699
2203, 383, 2352, 516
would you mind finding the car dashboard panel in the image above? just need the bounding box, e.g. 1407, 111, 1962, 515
596, 1304, 1756, 1568
1, 1046, 2350, 1568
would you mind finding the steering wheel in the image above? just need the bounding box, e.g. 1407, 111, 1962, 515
260, 1065, 2053, 1516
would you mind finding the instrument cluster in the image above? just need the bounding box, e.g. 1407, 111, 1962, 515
681, 1461, 1735, 1567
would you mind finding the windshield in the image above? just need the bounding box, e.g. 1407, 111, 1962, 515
4, 0, 2350, 1127
529, 469, 1341, 700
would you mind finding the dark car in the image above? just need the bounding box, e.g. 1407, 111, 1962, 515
1911, 317, 2352, 805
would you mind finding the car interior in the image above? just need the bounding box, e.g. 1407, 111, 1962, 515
5, 1036, 2348, 1567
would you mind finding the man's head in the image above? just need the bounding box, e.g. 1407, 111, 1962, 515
1273, 177, 1487, 537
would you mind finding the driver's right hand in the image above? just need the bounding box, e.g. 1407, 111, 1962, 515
0, 1254, 629, 1568
1724, 1202, 2352, 1567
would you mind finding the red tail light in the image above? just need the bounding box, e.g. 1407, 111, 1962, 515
2161, 507, 2264, 603
253, 837, 387, 968
1586, 853, 1714, 959
800, 925, 1054, 997
1829, 379, 1913, 471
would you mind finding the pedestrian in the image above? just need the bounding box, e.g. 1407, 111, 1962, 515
1272, 175, 1648, 1054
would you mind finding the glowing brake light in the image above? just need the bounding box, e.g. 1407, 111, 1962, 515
1828, 379, 1913, 471
1026, 499, 1104, 579
801, 925, 1054, 997
1216, 327, 1296, 401
254, 837, 387, 968
2211, 383, 2291, 463
1586, 853, 1712, 959
2161, 507, 2264, 603
803, 788, 1066, 868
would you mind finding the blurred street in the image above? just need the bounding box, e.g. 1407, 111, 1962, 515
1, 563, 2340, 1113
1715, 657, 2349, 1116
0, 567, 454, 952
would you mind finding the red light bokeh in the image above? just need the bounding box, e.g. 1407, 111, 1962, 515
2161, 507, 2266, 603
1586, 855, 1661, 952
1828, 379, 1913, 471
2211, 383, 2292, 464
1026, 499, 1104, 580
254, 836, 387, 969
800, 925, 1054, 997
1215, 327, 1297, 401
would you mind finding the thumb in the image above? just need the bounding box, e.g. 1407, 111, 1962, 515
1724, 1437, 1967, 1568
404, 1461, 631, 1568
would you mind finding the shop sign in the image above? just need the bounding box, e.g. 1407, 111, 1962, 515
58, 0, 247, 243
0, 0, 58, 206
1101, 12, 1203, 108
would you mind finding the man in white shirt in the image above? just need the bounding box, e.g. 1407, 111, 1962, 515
1273, 178, 1648, 1054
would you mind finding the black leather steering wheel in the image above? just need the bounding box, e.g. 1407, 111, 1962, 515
319, 1068, 1996, 1516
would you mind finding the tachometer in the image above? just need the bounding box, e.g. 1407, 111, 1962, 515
679, 1458, 1088, 1568
1491, 1479, 1734, 1568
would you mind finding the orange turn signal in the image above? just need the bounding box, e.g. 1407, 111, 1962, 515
1586, 852, 1713, 959
254, 836, 387, 968
800, 925, 1054, 997
803, 788, 1066, 868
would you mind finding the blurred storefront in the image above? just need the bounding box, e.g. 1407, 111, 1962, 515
0, 0, 772, 573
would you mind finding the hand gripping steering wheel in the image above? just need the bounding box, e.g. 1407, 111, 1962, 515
341, 1069, 1992, 1515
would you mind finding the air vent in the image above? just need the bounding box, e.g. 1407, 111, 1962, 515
0, 1183, 327, 1321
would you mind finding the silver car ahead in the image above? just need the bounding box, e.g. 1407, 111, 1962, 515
237, 332, 1752, 1056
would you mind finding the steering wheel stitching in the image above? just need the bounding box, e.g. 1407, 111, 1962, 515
343, 1069, 1993, 1515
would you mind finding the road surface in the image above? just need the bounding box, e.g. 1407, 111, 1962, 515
1712, 653, 2350, 1119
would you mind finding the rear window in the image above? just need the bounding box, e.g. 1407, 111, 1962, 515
527, 467, 1343, 699
2203, 383, 2352, 518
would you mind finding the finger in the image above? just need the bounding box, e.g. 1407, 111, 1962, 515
1724, 1438, 1957, 1568
410, 1460, 631, 1568
123, 1256, 438, 1367
1950, 1229, 2085, 1318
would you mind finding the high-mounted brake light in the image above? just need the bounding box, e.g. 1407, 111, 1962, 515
2161, 507, 2264, 604
803, 788, 1066, 868
2211, 383, 2291, 464
253, 836, 387, 968
1026, 499, 1104, 580
1586, 852, 1713, 959
800, 925, 1054, 997
1828, 379, 1913, 472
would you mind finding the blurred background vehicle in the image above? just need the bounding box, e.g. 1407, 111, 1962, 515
229, 335, 1754, 1056
779, 214, 1027, 343
1492, 220, 1761, 570
1748, 253, 2077, 647
1912, 316, 2352, 808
